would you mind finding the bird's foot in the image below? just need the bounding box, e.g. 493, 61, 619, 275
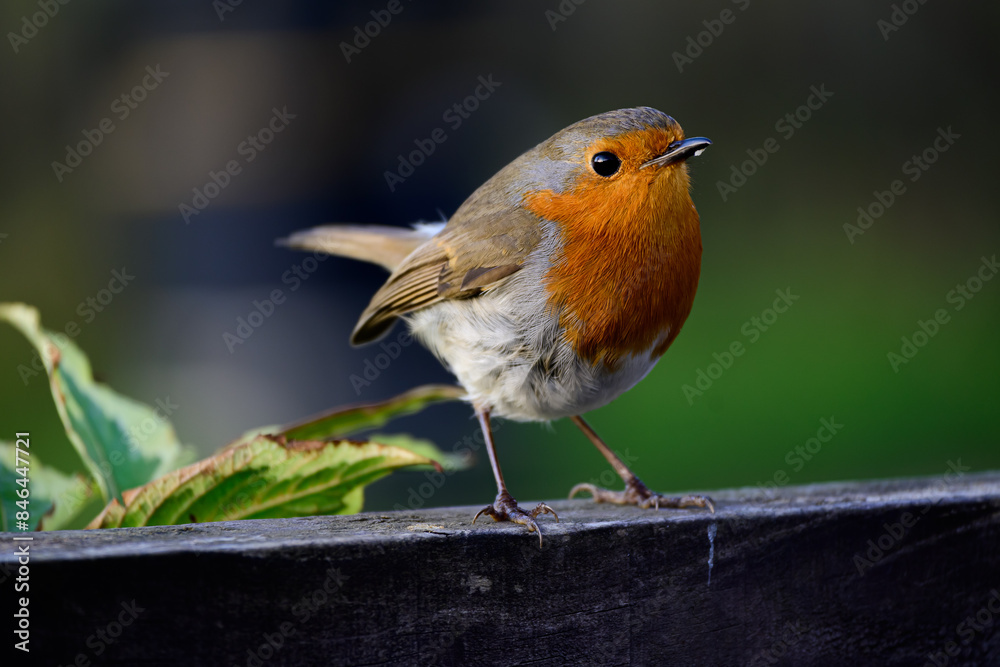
473, 490, 559, 547
569, 478, 715, 513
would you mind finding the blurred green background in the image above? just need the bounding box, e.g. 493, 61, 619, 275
0, 1, 997, 514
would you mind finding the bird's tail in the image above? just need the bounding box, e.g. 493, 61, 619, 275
277, 223, 443, 272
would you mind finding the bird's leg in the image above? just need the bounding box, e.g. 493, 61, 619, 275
471, 406, 558, 546
568, 415, 715, 513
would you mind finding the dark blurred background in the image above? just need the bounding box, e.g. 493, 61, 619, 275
1, 1, 997, 513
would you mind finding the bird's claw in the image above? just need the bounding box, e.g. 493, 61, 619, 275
570, 479, 715, 514
472, 491, 559, 547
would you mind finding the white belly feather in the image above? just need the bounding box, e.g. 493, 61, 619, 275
406, 224, 662, 422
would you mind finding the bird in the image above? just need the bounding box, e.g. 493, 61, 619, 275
281, 107, 714, 546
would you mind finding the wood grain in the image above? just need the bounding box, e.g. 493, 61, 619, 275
4, 472, 999, 666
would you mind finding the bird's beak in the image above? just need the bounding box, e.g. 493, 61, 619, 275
641, 137, 712, 169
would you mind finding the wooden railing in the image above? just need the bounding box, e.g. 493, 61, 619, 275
4, 472, 999, 665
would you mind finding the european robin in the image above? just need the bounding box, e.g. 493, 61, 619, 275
282, 107, 713, 546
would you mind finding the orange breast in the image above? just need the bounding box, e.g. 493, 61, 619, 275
524, 168, 702, 367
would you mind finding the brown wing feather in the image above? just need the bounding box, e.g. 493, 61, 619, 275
351, 207, 543, 344
277, 225, 430, 272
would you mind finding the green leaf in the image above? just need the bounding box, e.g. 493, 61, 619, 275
279, 384, 465, 441
0, 442, 98, 532
368, 433, 471, 472
88, 435, 436, 528
0, 303, 195, 503
225, 424, 284, 451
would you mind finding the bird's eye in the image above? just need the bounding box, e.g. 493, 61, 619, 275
591, 151, 621, 177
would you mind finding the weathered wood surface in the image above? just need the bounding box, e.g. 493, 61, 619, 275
3, 472, 1000, 666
